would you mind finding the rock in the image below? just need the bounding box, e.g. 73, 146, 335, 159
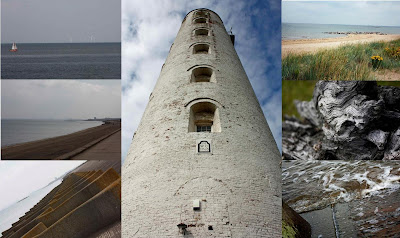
283, 81, 400, 160
367, 130, 390, 150
384, 128, 400, 160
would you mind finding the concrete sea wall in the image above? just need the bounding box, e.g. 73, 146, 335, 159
1, 162, 121, 238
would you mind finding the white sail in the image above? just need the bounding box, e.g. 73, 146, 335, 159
11, 43, 17, 50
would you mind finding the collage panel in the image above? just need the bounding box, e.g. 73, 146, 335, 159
1, 80, 121, 160
282, 80, 400, 160
283, 160, 400, 237
0, 160, 121, 238
1, 0, 121, 79
121, 1, 282, 237
282, 1, 400, 80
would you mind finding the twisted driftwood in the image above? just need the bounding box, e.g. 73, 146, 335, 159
283, 81, 400, 160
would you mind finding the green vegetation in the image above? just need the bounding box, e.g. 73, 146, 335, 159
282, 39, 400, 80
282, 220, 297, 238
282, 81, 400, 119
282, 80, 316, 119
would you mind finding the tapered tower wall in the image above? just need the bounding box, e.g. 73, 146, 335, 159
122, 8, 281, 237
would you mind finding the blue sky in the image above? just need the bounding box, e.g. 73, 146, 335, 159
283, 1, 400, 26
121, 0, 282, 162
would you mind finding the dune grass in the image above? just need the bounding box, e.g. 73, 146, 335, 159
282, 81, 400, 119
282, 39, 400, 80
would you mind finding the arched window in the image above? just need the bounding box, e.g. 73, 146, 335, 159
194, 10, 207, 18
193, 44, 210, 54
189, 102, 221, 133
191, 67, 215, 83
194, 28, 209, 36
194, 17, 207, 24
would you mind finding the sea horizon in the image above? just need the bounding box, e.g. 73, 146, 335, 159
1, 42, 121, 79
282, 22, 400, 40
283, 22, 400, 28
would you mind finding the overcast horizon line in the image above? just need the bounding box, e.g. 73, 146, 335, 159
282, 22, 400, 27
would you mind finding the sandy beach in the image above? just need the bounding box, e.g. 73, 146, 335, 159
282, 34, 400, 58
2, 121, 121, 160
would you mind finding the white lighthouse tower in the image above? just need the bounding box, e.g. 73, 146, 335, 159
122, 9, 281, 237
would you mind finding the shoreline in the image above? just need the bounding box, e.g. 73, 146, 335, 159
1, 120, 121, 160
2, 120, 104, 148
282, 33, 400, 58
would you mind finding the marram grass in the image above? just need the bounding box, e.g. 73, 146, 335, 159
283, 39, 400, 80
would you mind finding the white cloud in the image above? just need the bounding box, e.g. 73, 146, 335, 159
2, 80, 121, 119
122, 0, 282, 162
0, 161, 84, 211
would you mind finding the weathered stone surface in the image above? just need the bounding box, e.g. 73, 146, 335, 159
37, 179, 121, 238
283, 81, 400, 160
21, 222, 47, 238
38, 168, 120, 228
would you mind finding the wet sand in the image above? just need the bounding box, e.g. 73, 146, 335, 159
282, 34, 400, 58
2, 121, 121, 160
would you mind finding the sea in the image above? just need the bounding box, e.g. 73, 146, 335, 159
282, 23, 400, 40
1, 119, 103, 147
0, 179, 62, 234
1, 43, 121, 79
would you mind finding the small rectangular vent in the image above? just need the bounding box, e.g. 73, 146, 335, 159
193, 199, 201, 210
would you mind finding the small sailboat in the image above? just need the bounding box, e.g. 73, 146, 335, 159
10, 42, 18, 52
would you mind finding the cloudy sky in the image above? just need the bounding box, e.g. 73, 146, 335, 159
283, 1, 400, 26
121, 0, 282, 162
0, 161, 84, 211
2, 80, 120, 120
1, 0, 121, 43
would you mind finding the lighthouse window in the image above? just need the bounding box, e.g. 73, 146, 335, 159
188, 102, 221, 133
194, 18, 207, 24
194, 29, 209, 36
191, 67, 214, 83
196, 125, 212, 132
193, 44, 210, 54
194, 11, 207, 18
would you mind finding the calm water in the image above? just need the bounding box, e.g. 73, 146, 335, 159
1, 43, 121, 79
1, 119, 103, 147
282, 23, 400, 40
0, 179, 61, 234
